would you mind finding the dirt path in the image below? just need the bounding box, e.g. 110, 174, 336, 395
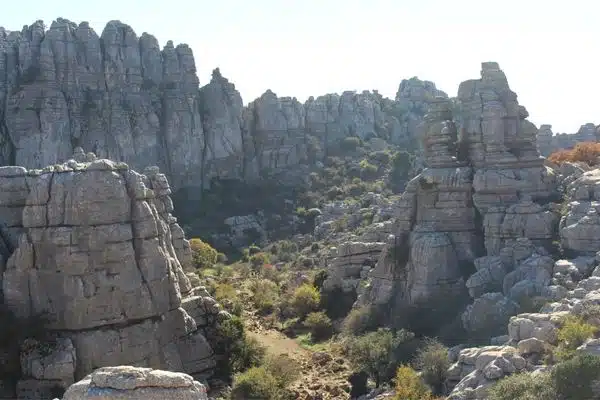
247, 329, 310, 359
245, 320, 351, 399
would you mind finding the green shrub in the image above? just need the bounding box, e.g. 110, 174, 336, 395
552, 353, 600, 400
251, 279, 280, 315
488, 371, 555, 400
231, 355, 300, 400
359, 159, 379, 180
555, 315, 597, 361
340, 136, 362, 152
345, 328, 411, 387
213, 316, 266, 379
231, 366, 279, 399
389, 150, 413, 193
250, 252, 270, 268
312, 269, 328, 290
214, 283, 243, 316
304, 312, 333, 342
342, 305, 379, 336
290, 284, 320, 318
413, 339, 449, 395
394, 365, 435, 400
189, 238, 218, 269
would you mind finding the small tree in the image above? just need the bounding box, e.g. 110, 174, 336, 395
413, 338, 450, 395
552, 353, 600, 400
345, 328, 410, 387
394, 365, 435, 400
189, 238, 218, 269
304, 312, 333, 342
291, 284, 320, 318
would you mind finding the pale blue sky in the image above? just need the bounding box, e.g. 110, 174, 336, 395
3, 0, 597, 133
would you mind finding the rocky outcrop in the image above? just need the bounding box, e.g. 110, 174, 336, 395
560, 169, 600, 256
537, 123, 600, 157
1, 18, 445, 194
62, 366, 208, 400
360, 62, 557, 333
0, 150, 225, 398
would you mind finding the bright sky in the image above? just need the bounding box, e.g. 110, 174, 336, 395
3, 0, 597, 133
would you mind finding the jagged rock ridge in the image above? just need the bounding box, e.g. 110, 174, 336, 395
0, 18, 446, 191
361, 62, 557, 334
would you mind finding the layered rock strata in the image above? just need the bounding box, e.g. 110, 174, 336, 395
0, 18, 444, 191
0, 150, 223, 398
361, 63, 557, 330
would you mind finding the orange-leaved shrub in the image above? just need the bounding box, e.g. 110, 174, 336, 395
548, 141, 600, 166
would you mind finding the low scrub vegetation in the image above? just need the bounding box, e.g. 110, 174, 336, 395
548, 141, 600, 166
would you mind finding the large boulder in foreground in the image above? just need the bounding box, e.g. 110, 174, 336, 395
62, 366, 208, 400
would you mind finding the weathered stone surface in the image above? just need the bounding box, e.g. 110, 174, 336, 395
62, 366, 208, 400
0, 151, 220, 389
537, 123, 600, 157
362, 63, 557, 330
560, 169, 600, 255
0, 19, 446, 194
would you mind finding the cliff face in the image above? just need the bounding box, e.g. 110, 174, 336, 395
0, 18, 445, 191
362, 62, 557, 333
0, 149, 225, 398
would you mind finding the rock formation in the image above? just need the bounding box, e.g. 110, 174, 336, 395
360, 62, 557, 333
62, 366, 208, 400
0, 18, 444, 194
0, 149, 225, 399
537, 123, 600, 157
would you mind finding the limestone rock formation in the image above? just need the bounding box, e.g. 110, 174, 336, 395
360, 62, 557, 334
0, 150, 224, 397
62, 366, 208, 400
537, 123, 600, 157
0, 19, 204, 190
560, 169, 600, 255
1, 18, 442, 195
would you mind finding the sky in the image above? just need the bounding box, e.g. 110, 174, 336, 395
2, 0, 597, 133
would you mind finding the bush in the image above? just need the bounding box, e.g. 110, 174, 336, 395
251, 279, 280, 315
342, 305, 380, 336
340, 136, 363, 152
213, 316, 266, 379
389, 150, 413, 192
548, 141, 600, 166
345, 328, 413, 387
359, 159, 379, 180
189, 238, 218, 269
312, 269, 328, 290
231, 355, 300, 400
413, 339, 450, 395
554, 315, 597, 361
552, 353, 600, 399
214, 283, 243, 316
488, 371, 555, 400
231, 366, 279, 399
290, 284, 320, 318
394, 365, 435, 400
264, 354, 301, 388
250, 252, 270, 269
304, 312, 333, 342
